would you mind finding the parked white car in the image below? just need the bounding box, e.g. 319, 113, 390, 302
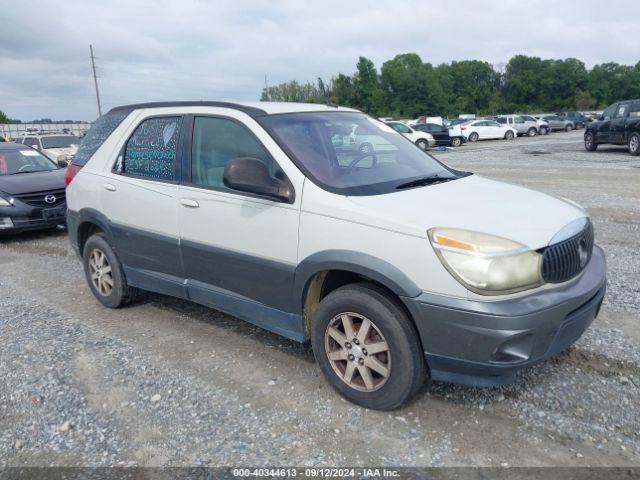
20, 134, 79, 164
461, 120, 517, 142
66, 101, 606, 410
386, 121, 436, 150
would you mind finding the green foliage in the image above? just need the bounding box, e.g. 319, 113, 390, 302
0, 110, 10, 123
260, 54, 640, 118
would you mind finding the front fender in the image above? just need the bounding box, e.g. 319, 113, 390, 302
293, 250, 422, 313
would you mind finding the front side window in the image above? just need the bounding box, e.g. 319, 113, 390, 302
629, 102, 640, 118
389, 123, 411, 134
0, 148, 58, 175
514, 116, 524, 124
191, 116, 273, 189
22, 137, 38, 147
121, 116, 182, 181
602, 104, 616, 121
259, 112, 459, 196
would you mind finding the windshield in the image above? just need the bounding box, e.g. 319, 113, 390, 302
0, 149, 58, 175
41, 135, 78, 149
259, 112, 460, 195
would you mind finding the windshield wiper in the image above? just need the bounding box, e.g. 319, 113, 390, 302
395, 175, 456, 190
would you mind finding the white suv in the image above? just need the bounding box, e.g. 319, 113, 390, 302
66, 101, 606, 410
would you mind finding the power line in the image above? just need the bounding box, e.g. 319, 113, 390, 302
90, 44, 102, 116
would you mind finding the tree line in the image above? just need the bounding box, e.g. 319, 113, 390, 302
261, 54, 640, 118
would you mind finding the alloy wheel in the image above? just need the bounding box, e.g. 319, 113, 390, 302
89, 248, 113, 296
630, 135, 639, 153
324, 312, 391, 392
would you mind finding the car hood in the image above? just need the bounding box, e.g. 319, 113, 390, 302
0, 168, 66, 195
343, 175, 586, 249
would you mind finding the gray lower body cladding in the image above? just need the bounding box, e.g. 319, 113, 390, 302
402, 246, 607, 387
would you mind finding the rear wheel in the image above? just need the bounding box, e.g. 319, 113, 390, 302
629, 133, 640, 156
450, 137, 462, 147
83, 234, 138, 308
527, 127, 537, 137
311, 283, 425, 410
468, 132, 479, 142
584, 131, 598, 151
504, 130, 515, 140
540, 126, 549, 135
565, 124, 573, 132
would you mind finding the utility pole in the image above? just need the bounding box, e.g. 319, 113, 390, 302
90, 44, 102, 116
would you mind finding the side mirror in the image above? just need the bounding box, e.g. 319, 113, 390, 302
57, 159, 69, 168
223, 157, 293, 203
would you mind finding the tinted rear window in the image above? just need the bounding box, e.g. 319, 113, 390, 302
73, 110, 130, 166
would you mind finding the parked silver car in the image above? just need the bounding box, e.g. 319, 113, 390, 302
495, 115, 539, 137
521, 115, 550, 135
535, 114, 575, 132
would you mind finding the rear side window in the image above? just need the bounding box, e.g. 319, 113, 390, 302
120, 116, 182, 181
191, 116, 273, 189
496, 118, 507, 124
73, 110, 129, 166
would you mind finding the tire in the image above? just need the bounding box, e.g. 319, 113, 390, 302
415, 139, 428, 150
468, 132, 479, 142
527, 127, 537, 137
450, 137, 462, 147
629, 133, 640, 156
565, 123, 573, 132
82, 233, 138, 308
584, 131, 598, 152
541, 126, 549, 135
504, 130, 515, 140
311, 283, 425, 410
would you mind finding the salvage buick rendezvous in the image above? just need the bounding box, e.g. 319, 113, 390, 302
66, 102, 606, 410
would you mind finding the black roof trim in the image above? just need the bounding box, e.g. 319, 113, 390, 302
108, 101, 267, 117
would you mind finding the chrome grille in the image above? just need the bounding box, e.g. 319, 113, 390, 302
541, 221, 594, 283
15, 189, 66, 208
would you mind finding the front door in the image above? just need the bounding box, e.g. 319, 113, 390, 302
610, 102, 630, 144
177, 114, 302, 332
596, 104, 617, 144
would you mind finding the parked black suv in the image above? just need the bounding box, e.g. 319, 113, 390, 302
584, 100, 640, 156
411, 123, 466, 147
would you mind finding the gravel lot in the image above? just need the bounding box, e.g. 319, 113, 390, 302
1, 129, 639, 467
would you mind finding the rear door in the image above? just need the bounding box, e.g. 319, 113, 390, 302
425, 123, 450, 145
610, 102, 630, 144
101, 113, 185, 288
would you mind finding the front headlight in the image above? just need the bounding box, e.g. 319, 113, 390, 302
428, 228, 543, 295
0, 194, 13, 207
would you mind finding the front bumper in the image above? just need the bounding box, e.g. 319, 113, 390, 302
402, 245, 606, 387
0, 201, 67, 234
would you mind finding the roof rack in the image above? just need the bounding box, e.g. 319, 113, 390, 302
108, 101, 267, 118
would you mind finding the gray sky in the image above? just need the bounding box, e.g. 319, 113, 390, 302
1, 0, 638, 121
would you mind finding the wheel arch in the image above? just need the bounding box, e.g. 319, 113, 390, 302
69, 208, 113, 256
293, 250, 422, 339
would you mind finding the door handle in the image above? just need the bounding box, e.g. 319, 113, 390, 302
104, 183, 116, 192
180, 198, 199, 208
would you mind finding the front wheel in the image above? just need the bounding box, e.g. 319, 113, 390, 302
504, 130, 515, 140
540, 126, 549, 135
468, 132, 479, 142
527, 127, 537, 137
415, 139, 428, 150
629, 133, 640, 156
584, 131, 598, 151
450, 136, 462, 147
311, 284, 425, 410
565, 124, 573, 132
